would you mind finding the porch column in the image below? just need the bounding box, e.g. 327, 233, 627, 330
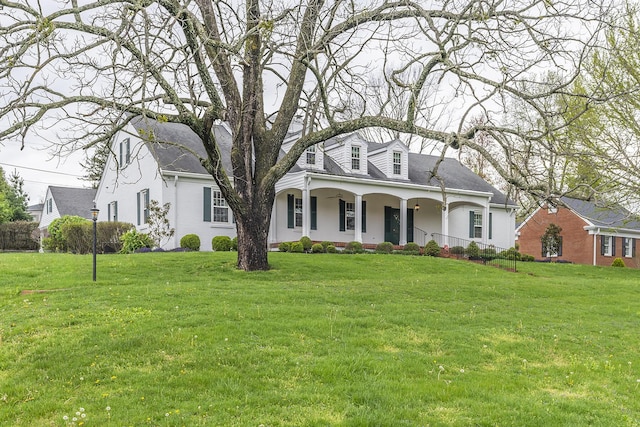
302, 188, 310, 237
482, 203, 489, 245
400, 198, 407, 246
441, 203, 449, 247
269, 201, 277, 245
354, 194, 363, 243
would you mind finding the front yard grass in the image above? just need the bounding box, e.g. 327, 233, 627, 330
1, 252, 639, 426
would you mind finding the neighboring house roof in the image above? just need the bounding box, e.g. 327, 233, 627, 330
128, 117, 514, 206
27, 203, 44, 212
560, 196, 640, 230
49, 186, 97, 218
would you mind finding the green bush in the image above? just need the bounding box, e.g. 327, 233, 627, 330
424, 240, 441, 257
45, 215, 89, 252
290, 241, 304, 253
521, 254, 535, 262
231, 236, 238, 251
278, 241, 291, 252
481, 247, 497, 260
466, 241, 480, 258
344, 241, 364, 254
97, 222, 134, 253
120, 229, 154, 254
320, 241, 333, 251
375, 241, 394, 254
300, 236, 313, 252
498, 247, 522, 261
311, 243, 324, 253
403, 242, 420, 253
212, 235, 232, 251
180, 234, 201, 251
612, 258, 626, 267
450, 246, 465, 255
0, 221, 39, 251
61, 222, 93, 254
326, 245, 337, 253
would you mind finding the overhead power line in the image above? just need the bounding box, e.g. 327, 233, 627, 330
0, 162, 84, 178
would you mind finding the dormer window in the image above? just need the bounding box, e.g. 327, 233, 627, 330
119, 138, 131, 166
306, 145, 316, 165
351, 146, 360, 171
393, 151, 402, 175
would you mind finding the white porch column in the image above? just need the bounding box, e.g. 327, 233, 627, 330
400, 198, 407, 245
354, 194, 363, 243
482, 203, 489, 245
302, 188, 310, 237
269, 201, 277, 245
441, 203, 449, 247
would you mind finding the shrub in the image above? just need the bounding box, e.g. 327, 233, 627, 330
120, 229, 154, 254
403, 242, 420, 253
212, 235, 232, 251
0, 221, 39, 251
344, 241, 364, 253
481, 247, 497, 260
311, 243, 324, 253
278, 241, 291, 252
612, 257, 626, 267
290, 241, 304, 253
450, 246, 465, 255
231, 236, 238, 251
326, 245, 337, 253
466, 241, 480, 258
424, 240, 441, 257
299, 236, 313, 252
521, 254, 535, 262
97, 222, 134, 253
375, 241, 394, 254
180, 234, 200, 251
61, 222, 93, 254
45, 215, 88, 252
498, 247, 522, 261
320, 241, 333, 251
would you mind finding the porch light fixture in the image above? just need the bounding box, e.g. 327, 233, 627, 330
414, 203, 420, 211
90, 203, 99, 282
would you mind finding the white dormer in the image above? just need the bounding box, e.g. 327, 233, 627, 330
295, 143, 324, 171
324, 133, 368, 175
368, 140, 409, 180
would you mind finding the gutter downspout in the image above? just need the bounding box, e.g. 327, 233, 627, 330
174, 175, 179, 249
593, 229, 598, 266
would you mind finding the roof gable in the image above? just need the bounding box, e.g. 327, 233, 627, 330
49, 186, 97, 219
561, 197, 640, 230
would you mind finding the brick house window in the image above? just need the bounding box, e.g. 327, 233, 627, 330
623, 238, 635, 258
601, 235, 615, 257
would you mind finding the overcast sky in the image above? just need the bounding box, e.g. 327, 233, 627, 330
0, 140, 87, 205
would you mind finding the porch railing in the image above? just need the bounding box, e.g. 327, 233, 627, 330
430, 233, 517, 272
414, 226, 430, 246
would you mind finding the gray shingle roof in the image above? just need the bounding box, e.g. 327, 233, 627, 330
49, 186, 97, 219
130, 117, 513, 205
130, 116, 233, 174
561, 196, 640, 230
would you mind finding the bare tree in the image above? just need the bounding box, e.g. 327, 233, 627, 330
0, 0, 611, 270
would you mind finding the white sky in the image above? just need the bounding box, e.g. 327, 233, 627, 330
0, 140, 87, 205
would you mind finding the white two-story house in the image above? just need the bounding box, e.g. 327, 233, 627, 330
94, 116, 517, 251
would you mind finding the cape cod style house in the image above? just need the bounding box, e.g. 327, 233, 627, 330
516, 197, 640, 268
94, 117, 517, 251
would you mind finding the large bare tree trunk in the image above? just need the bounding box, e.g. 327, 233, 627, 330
234, 188, 275, 270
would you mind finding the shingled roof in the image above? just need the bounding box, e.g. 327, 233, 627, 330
129, 117, 514, 206
49, 186, 97, 219
561, 197, 640, 230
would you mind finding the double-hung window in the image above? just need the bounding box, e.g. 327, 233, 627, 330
469, 211, 482, 239
46, 198, 53, 214
119, 138, 131, 166
306, 145, 316, 165
351, 146, 360, 171
345, 202, 355, 230
623, 238, 633, 258
601, 235, 614, 256
213, 190, 229, 222
137, 189, 149, 225
108, 201, 118, 222
294, 198, 303, 227
393, 151, 402, 175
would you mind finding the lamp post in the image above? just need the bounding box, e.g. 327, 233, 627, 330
90, 204, 99, 282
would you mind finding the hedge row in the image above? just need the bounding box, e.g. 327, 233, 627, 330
0, 221, 39, 251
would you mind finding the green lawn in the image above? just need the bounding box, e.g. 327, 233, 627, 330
1, 252, 639, 426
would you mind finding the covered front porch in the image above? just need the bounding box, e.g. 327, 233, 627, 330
270, 172, 494, 248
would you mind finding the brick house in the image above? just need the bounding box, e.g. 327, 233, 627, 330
516, 197, 640, 268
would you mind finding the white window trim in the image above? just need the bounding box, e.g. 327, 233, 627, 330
623, 238, 633, 258
345, 202, 355, 230
392, 151, 402, 175
603, 235, 612, 257
294, 197, 303, 227
212, 190, 230, 223
473, 211, 482, 239
306, 146, 316, 165
351, 146, 360, 171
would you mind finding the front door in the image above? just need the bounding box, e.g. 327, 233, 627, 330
384, 206, 414, 245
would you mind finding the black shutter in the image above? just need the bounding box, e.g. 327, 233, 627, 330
407, 208, 414, 242
558, 236, 563, 256
489, 212, 493, 240
600, 235, 605, 255
633, 238, 637, 257
203, 187, 211, 222
339, 199, 346, 231
612, 236, 616, 256
119, 141, 123, 166
311, 196, 317, 230
469, 211, 475, 238
361, 200, 366, 233
287, 194, 294, 229
136, 192, 141, 225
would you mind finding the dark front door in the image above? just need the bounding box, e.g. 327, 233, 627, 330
384, 206, 400, 244
384, 206, 414, 245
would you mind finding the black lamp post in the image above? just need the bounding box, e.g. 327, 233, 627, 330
90, 204, 99, 282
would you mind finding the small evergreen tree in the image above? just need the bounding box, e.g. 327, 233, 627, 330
541, 223, 563, 260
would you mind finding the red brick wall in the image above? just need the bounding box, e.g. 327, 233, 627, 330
518, 205, 640, 268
